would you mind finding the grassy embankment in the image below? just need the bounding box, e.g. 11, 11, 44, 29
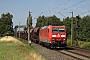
67, 39, 90, 50
0, 37, 46, 60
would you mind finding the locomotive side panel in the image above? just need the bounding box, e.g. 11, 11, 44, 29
39, 26, 49, 43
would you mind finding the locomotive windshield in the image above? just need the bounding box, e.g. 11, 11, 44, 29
52, 28, 65, 32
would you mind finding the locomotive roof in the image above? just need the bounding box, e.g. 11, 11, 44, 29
41, 26, 48, 29
40, 25, 66, 30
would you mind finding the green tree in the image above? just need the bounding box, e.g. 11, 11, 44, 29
79, 15, 90, 41
0, 22, 6, 36
48, 15, 62, 26
1, 13, 13, 27
35, 15, 62, 27
63, 17, 71, 37
36, 16, 45, 27
0, 12, 14, 36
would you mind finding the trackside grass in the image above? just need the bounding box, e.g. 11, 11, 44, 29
67, 39, 90, 50
0, 37, 46, 60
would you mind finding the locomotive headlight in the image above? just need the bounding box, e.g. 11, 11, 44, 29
61, 35, 65, 37
63, 39, 65, 40
52, 35, 56, 37
52, 38, 55, 41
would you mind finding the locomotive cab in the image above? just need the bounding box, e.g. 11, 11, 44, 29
51, 26, 67, 47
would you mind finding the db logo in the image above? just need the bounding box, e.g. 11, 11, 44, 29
58, 34, 60, 37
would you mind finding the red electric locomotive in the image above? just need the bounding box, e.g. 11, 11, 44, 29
39, 25, 67, 48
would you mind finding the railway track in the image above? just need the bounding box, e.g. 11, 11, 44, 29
56, 47, 90, 60
32, 42, 90, 60
67, 46, 90, 53
57, 50, 90, 60
32, 43, 76, 60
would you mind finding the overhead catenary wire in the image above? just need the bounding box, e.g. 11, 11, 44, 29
31, 0, 89, 27
44, 0, 71, 13
75, 3, 90, 16
58, 12, 66, 18
56, 0, 86, 13
60, 4, 90, 17
32, 12, 43, 20
54, 0, 87, 18
79, 11, 90, 15
62, 4, 90, 14
74, 4, 90, 10
32, 0, 87, 21
32, 0, 71, 20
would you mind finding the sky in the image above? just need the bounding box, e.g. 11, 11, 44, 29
0, 0, 90, 28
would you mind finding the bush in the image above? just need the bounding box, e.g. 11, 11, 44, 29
3, 31, 14, 36
81, 42, 90, 49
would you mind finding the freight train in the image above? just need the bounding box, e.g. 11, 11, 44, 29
17, 25, 67, 48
